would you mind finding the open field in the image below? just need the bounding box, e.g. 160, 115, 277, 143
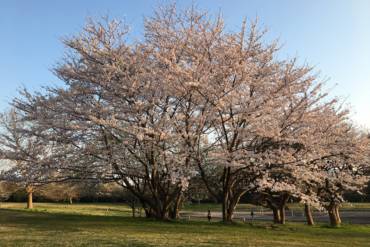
0, 203, 369, 246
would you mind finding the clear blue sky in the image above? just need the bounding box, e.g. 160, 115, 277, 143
1, 0, 369, 128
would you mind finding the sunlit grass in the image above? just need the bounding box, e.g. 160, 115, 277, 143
0, 202, 369, 246
0, 202, 132, 217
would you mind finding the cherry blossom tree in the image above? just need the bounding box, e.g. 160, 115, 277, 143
5, 4, 369, 225
0, 109, 68, 208
12, 10, 206, 219
314, 128, 370, 226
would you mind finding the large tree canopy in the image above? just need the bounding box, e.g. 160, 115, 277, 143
0, 4, 369, 224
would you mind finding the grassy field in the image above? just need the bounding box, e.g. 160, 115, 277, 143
0, 203, 369, 247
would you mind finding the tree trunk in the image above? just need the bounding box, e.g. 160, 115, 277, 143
131, 200, 136, 218
69, 197, 73, 204
170, 192, 183, 220
144, 207, 153, 218
149, 201, 169, 220
222, 188, 229, 222
141, 201, 154, 218
221, 167, 235, 223
334, 205, 341, 225
144, 207, 167, 220
222, 192, 236, 223
279, 206, 286, 224
328, 206, 340, 227
272, 207, 281, 224
158, 209, 169, 220
141, 200, 170, 220
225, 191, 246, 223
226, 205, 234, 222
277, 193, 290, 224
27, 191, 33, 209
304, 204, 314, 226
222, 196, 226, 222
25, 185, 34, 209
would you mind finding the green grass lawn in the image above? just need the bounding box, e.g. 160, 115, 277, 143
0, 203, 369, 246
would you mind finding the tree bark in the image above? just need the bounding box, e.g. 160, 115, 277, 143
27, 191, 33, 209
144, 206, 153, 218
222, 167, 230, 222
328, 209, 339, 227
279, 206, 286, 224
226, 205, 233, 222
140, 198, 172, 220
222, 190, 238, 223
221, 167, 244, 223
334, 205, 341, 225
170, 192, 183, 220
69, 197, 73, 204
272, 207, 281, 224
131, 200, 136, 218
225, 190, 247, 223
304, 204, 314, 226
328, 205, 340, 227
222, 191, 228, 222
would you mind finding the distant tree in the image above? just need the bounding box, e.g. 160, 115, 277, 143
0, 181, 18, 203
0, 109, 64, 209
38, 182, 82, 204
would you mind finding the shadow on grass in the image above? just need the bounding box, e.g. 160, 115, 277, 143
0, 207, 369, 246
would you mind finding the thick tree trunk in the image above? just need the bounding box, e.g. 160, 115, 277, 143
226, 206, 234, 222
222, 191, 236, 223
225, 191, 246, 223
222, 194, 227, 222
27, 191, 33, 209
328, 205, 340, 227
304, 204, 314, 226
69, 197, 73, 205
139, 198, 173, 220
328, 210, 339, 227
221, 167, 238, 223
144, 207, 167, 220
146, 200, 170, 220
26, 185, 33, 209
272, 207, 281, 224
334, 205, 341, 225
170, 193, 183, 220
221, 196, 242, 222
279, 206, 286, 224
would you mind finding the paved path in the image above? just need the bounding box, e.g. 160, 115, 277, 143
180, 210, 370, 224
